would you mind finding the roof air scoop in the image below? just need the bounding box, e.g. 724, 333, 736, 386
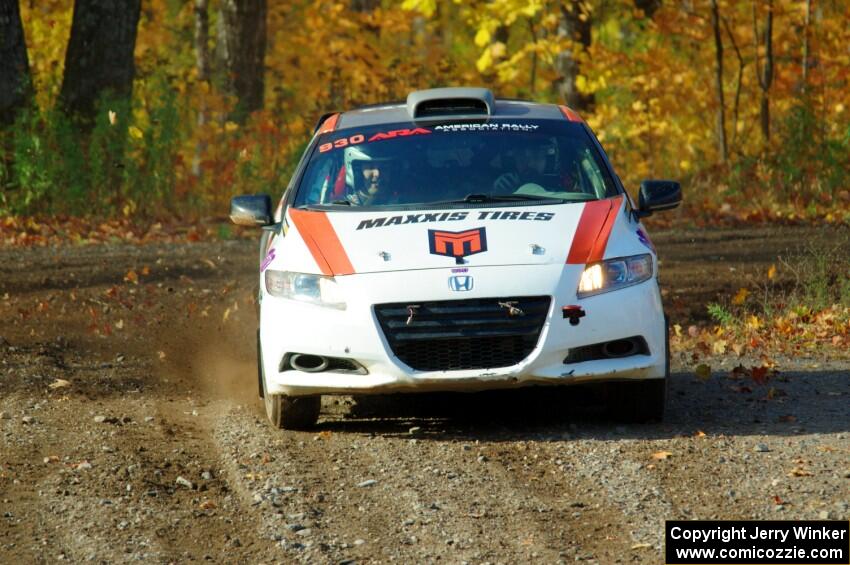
406, 87, 494, 121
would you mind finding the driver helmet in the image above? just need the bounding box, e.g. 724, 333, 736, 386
344, 144, 393, 191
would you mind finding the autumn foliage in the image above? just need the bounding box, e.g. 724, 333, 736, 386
1, 0, 849, 224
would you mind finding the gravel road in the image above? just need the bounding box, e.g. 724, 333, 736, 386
1, 226, 847, 563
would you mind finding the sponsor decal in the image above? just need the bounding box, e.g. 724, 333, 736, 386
434, 123, 539, 132
260, 248, 276, 272
318, 127, 432, 153
451, 267, 469, 273
448, 275, 474, 292
636, 227, 656, 253
355, 210, 553, 230
429, 227, 487, 264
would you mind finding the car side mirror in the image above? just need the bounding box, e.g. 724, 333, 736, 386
637, 180, 681, 217
230, 194, 273, 226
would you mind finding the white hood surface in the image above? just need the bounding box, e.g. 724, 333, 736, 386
267, 196, 630, 275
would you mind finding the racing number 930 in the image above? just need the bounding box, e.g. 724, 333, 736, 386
319, 134, 366, 153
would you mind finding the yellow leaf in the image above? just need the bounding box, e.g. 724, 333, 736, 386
747, 315, 761, 330
695, 364, 711, 381
732, 287, 750, 305
128, 126, 144, 140
224, 121, 239, 133
652, 451, 672, 460
712, 339, 727, 355
400, 0, 436, 17
474, 27, 491, 47
673, 323, 682, 337
222, 307, 231, 323
476, 48, 493, 72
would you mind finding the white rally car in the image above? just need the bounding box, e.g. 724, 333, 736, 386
231, 88, 681, 429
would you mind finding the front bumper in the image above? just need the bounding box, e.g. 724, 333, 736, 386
259, 264, 666, 397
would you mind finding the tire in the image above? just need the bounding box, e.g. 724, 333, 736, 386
256, 330, 264, 399
610, 316, 669, 423
258, 337, 320, 429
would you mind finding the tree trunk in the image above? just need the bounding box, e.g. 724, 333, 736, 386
216, 0, 267, 123
753, 0, 774, 142
0, 0, 32, 125
195, 0, 211, 83
193, 0, 210, 178
554, 1, 593, 112
634, 0, 662, 19
350, 0, 380, 11
59, 0, 141, 123
710, 0, 728, 162
801, 0, 810, 90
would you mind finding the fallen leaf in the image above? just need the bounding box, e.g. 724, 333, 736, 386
694, 430, 707, 438
767, 264, 777, 279
157, 351, 166, 360
652, 451, 672, 460
751, 366, 772, 385
687, 325, 700, 338
222, 307, 231, 323
773, 495, 784, 505
788, 467, 813, 477
199, 500, 217, 510
124, 269, 138, 284
694, 364, 711, 381
48, 379, 71, 389
202, 258, 216, 269
43, 455, 60, 464
141, 265, 150, 276
778, 415, 797, 423
732, 287, 750, 305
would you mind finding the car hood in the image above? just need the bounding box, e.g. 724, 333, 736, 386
266, 196, 633, 275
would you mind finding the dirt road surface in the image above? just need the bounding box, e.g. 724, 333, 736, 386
1, 226, 848, 564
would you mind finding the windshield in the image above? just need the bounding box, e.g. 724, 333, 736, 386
294, 120, 619, 209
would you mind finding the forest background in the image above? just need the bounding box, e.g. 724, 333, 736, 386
1, 0, 849, 226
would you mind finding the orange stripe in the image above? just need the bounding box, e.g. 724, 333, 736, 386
587, 196, 623, 263
566, 196, 623, 264
288, 209, 354, 276
316, 113, 340, 135
566, 200, 611, 264
558, 105, 584, 123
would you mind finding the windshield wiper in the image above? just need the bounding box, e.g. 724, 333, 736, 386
438, 193, 562, 204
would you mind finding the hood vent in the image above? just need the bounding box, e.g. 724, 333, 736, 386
407, 87, 493, 121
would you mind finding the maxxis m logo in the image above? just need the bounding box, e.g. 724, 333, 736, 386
428, 227, 487, 264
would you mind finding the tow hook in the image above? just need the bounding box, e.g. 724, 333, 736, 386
562, 305, 586, 326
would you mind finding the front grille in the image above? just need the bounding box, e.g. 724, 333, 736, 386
374, 296, 551, 371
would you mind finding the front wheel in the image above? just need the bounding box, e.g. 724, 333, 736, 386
258, 335, 320, 429
264, 393, 320, 430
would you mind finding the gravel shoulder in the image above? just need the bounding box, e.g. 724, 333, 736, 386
1, 226, 848, 563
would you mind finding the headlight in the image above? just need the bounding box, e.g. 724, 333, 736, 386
577, 254, 653, 298
264, 270, 346, 309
